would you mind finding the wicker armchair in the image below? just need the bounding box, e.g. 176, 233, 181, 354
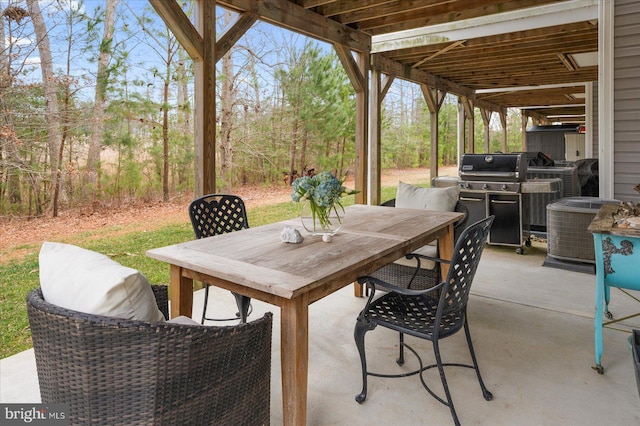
357, 199, 468, 294
27, 286, 272, 426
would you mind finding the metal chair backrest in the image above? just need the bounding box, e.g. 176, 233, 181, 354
439, 216, 494, 317
189, 194, 249, 239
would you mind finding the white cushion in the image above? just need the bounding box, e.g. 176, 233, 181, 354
167, 315, 200, 326
393, 182, 459, 269
395, 181, 459, 212
393, 244, 438, 270
39, 242, 165, 322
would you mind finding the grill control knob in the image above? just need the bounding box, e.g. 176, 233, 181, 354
482, 183, 489, 190
502, 184, 508, 191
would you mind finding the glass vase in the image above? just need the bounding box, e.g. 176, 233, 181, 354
300, 200, 342, 242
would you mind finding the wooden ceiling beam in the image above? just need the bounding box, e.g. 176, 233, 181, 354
372, 54, 473, 97
486, 96, 584, 104
477, 82, 588, 93
371, 54, 502, 113
217, 0, 370, 52
361, 0, 564, 34
442, 67, 596, 82
311, 0, 397, 18
429, 62, 595, 78
333, 0, 450, 24
299, 0, 335, 9
412, 40, 466, 68
391, 31, 597, 64
480, 96, 585, 107
386, 22, 598, 56
371, 0, 597, 52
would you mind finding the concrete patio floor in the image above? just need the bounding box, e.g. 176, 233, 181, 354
2, 241, 640, 425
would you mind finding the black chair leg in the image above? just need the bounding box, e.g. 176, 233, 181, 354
463, 321, 493, 401
433, 338, 461, 426
354, 318, 375, 403
397, 332, 405, 365
201, 284, 211, 325
233, 293, 251, 324
202, 285, 251, 324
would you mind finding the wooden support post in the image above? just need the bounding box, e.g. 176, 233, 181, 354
500, 109, 508, 152
422, 85, 447, 183
480, 107, 492, 153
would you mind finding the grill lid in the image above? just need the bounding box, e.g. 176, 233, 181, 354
459, 153, 527, 182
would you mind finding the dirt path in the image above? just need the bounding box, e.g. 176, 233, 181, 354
0, 166, 458, 264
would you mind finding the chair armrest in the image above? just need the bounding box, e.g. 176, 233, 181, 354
358, 275, 445, 297
406, 252, 451, 266
151, 285, 170, 320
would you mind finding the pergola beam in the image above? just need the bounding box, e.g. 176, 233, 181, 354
333, 44, 365, 93
216, 12, 258, 61
371, 54, 503, 112
218, 0, 370, 52
149, 0, 203, 61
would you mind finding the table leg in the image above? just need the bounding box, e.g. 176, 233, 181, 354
280, 295, 309, 426
593, 234, 605, 374
169, 264, 193, 319
354, 282, 363, 297
438, 223, 455, 281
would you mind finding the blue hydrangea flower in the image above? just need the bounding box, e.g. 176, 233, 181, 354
290, 171, 358, 231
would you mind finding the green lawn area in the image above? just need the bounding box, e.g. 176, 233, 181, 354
1, 187, 403, 359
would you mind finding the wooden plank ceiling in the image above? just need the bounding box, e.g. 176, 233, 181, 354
220, 0, 598, 122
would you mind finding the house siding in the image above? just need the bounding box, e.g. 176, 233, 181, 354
592, 82, 599, 157
614, 0, 640, 202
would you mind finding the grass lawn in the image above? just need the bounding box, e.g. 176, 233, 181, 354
1, 187, 402, 359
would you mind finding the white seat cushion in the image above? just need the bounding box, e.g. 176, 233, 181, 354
395, 181, 459, 212
39, 242, 165, 322
167, 315, 200, 325
393, 182, 460, 269
393, 243, 438, 270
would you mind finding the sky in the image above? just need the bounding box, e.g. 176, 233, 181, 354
1, 0, 462, 120
2, 1, 176, 100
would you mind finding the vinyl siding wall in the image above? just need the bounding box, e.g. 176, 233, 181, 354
614, 0, 640, 202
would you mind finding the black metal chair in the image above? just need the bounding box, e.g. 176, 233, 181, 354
27, 286, 272, 425
354, 216, 495, 426
356, 200, 469, 294
188, 194, 252, 324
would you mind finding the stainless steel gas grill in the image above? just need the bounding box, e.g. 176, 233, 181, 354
457, 153, 561, 254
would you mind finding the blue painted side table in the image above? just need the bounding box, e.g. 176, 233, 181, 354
589, 203, 640, 374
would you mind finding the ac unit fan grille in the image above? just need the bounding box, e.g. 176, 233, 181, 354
547, 208, 596, 262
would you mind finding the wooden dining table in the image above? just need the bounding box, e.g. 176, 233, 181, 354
146, 204, 462, 425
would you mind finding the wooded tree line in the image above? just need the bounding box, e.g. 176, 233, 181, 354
0, 2, 524, 217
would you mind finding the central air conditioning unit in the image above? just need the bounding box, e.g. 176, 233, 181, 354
527, 166, 579, 232
544, 197, 618, 274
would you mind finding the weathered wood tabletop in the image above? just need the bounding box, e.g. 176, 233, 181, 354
147, 204, 462, 426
